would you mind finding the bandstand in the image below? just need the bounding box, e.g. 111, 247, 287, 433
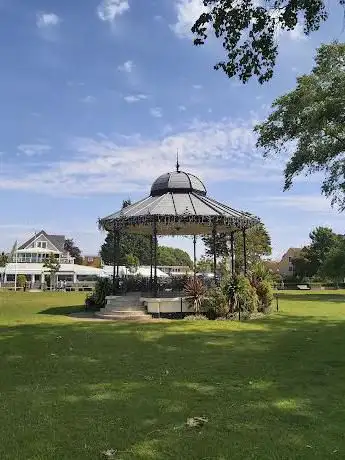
97, 161, 259, 319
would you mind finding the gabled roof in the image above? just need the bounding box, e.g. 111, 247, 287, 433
18, 230, 66, 252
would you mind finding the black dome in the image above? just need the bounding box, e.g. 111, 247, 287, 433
150, 171, 207, 196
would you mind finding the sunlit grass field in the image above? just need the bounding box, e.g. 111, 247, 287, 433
0, 290, 344, 459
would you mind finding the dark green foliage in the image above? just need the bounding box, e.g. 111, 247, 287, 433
100, 199, 151, 266
192, 1, 342, 83
236, 275, 259, 313
202, 221, 271, 270
203, 286, 229, 319
256, 280, 274, 312
293, 227, 341, 279
320, 238, 345, 283
0, 252, 8, 267
100, 231, 151, 266
184, 278, 207, 313
158, 246, 192, 267
196, 256, 213, 273
204, 274, 259, 318
256, 43, 345, 208
64, 239, 83, 265
85, 278, 112, 310
16, 274, 27, 288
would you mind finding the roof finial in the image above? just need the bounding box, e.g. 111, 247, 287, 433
176, 149, 180, 172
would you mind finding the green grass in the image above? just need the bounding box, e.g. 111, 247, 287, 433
0, 290, 345, 459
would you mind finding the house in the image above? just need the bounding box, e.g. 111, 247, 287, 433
0, 230, 105, 289
16, 230, 74, 264
279, 248, 302, 277
265, 248, 302, 278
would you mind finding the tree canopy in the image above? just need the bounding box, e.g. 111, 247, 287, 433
320, 238, 345, 283
157, 246, 193, 267
255, 43, 345, 209
202, 221, 271, 270
292, 226, 342, 279
0, 252, 8, 267
64, 238, 83, 265
192, 1, 344, 83
100, 200, 152, 266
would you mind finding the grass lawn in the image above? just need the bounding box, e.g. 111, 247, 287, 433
1, 290, 345, 459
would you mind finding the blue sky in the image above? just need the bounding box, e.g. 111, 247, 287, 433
0, 0, 344, 259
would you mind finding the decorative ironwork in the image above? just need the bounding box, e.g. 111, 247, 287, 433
230, 231, 235, 276
100, 213, 257, 234
243, 229, 247, 275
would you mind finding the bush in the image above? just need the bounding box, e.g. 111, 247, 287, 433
184, 314, 208, 321
256, 280, 274, 312
85, 278, 112, 311
236, 275, 259, 313
203, 286, 229, 319
184, 278, 206, 314
16, 274, 27, 288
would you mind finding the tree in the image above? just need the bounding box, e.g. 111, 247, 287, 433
292, 226, 341, 279
157, 246, 193, 267
100, 200, 152, 266
320, 238, 345, 283
64, 239, 83, 265
202, 221, 271, 271
196, 256, 213, 273
192, 1, 344, 84
305, 227, 339, 274
125, 253, 139, 274
292, 249, 313, 280
16, 274, 27, 289
256, 43, 345, 209
0, 252, 8, 267
43, 254, 61, 290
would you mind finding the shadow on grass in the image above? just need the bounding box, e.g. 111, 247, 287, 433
39, 305, 85, 316
1, 314, 345, 459
277, 292, 345, 303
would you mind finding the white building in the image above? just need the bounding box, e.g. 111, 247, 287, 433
0, 230, 105, 289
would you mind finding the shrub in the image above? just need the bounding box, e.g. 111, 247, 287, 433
184, 278, 206, 314
236, 275, 259, 313
85, 278, 112, 310
203, 286, 229, 319
184, 314, 208, 321
16, 274, 27, 288
256, 280, 274, 312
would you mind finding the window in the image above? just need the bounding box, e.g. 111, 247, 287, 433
36, 241, 47, 249
87, 257, 94, 262
288, 256, 292, 262
288, 266, 293, 272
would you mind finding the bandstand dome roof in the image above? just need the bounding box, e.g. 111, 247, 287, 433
100, 165, 259, 236
151, 171, 206, 196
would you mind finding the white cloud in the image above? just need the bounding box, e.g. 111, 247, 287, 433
0, 116, 286, 196
124, 94, 148, 103
193, 84, 202, 90
36, 12, 60, 28
286, 23, 306, 41
17, 144, 52, 157
97, 0, 129, 23
171, 0, 206, 38
150, 107, 163, 118
178, 105, 187, 111
257, 195, 335, 213
118, 60, 134, 73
